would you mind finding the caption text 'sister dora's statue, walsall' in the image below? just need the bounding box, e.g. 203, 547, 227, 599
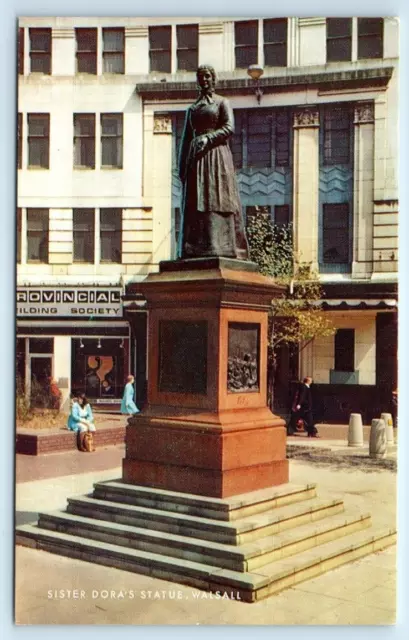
178, 65, 249, 260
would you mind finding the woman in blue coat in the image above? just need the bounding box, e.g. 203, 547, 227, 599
68, 393, 96, 432
121, 375, 140, 415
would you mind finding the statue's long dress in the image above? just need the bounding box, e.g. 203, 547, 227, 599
178, 92, 249, 259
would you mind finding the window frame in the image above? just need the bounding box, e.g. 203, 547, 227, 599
234, 20, 259, 69
149, 25, 172, 73
263, 18, 288, 67
27, 113, 50, 169
17, 113, 22, 169
102, 27, 125, 74
326, 18, 352, 62
322, 104, 352, 166
75, 27, 97, 75
17, 208, 22, 264
29, 28, 52, 74
100, 113, 123, 169
357, 17, 384, 60
26, 208, 49, 264
73, 113, 96, 169
18, 27, 24, 75
73, 208, 95, 263
176, 23, 198, 72
100, 208, 122, 263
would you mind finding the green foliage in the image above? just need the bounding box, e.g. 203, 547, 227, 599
247, 208, 335, 363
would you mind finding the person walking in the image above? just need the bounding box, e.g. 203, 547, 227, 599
121, 375, 140, 415
287, 377, 319, 438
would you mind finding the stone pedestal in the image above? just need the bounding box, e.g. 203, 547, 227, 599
123, 257, 289, 498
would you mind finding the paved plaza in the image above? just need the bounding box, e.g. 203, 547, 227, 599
15, 433, 397, 625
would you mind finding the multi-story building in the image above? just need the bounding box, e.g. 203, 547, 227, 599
17, 17, 398, 421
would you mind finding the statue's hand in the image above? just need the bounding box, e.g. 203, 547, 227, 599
193, 135, 209, 156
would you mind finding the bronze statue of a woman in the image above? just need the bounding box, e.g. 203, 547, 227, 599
178, 65, 249, 260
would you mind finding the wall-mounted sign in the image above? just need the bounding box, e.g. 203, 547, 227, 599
16, 287, 123, 317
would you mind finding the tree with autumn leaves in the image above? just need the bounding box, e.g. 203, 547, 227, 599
246, 207, 335, 409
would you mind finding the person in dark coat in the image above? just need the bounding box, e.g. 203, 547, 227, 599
287, 376, 319, 437
178, 65, 249, 260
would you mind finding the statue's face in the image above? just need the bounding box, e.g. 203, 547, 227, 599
197, 69, 213, 92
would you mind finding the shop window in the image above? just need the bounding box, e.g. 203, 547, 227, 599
76, 28, 97, 74
29, 338, 54, 353
73, 209, 95, 263
263, 19, 287, 67
326, 18, 352, 62
28, 114, 50, 169
235, 20, 258, 68
102, 28, 125, 73
149, 25, 172, 73
27, 209, 49, 263
334, 329, 355, 372
100, 208, 122, 263
322, 203, 350, 265
74, 114, 95, 169
177, 24, 198, 71
358, 18, 383, 59
18, 27, 24, 74
17, 208, 22, 263
17, 112, 22, 169
101, 113, 123, 168
323, 105, 351, 165
29, 28, 51, 74
71, 338, 126, 400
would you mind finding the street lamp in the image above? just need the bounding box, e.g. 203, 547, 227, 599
247, 64, 264, 105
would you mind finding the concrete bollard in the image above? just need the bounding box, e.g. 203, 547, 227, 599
369, 419, 387, 459
348, 413, 364, 447
380, 412, 394, 445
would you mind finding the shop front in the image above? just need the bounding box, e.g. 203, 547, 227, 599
16, 286, 132, 410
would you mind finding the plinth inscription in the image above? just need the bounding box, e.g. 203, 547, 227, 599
227, 322, 260, 393
158, 320, 207, 394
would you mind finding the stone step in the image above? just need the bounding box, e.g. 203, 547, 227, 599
37, 508, 372, 572
15, 523, 396, 603
66, 495, 345, 545
92, 481, 317, 521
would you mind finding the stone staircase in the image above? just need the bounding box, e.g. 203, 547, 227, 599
16, 480, 396, 603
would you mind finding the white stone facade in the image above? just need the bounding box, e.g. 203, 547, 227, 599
17, 16, 399, 408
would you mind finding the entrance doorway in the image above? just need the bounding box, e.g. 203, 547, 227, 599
30, 356, 52, 407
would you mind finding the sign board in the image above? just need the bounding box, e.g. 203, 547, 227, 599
17, 287, 123, 317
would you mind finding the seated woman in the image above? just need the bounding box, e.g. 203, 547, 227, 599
67, 393, 96, 450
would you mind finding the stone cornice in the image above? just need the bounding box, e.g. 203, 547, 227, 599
199, 22, 224, 34
135, 66, 394, 100
52, 28, 75, 39
298, 17, 326, 27
125, 26, 149, 38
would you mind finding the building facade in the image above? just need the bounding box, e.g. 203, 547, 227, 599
17, 17, 398, 420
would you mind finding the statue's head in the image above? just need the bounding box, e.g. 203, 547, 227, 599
197, 65, 216, 92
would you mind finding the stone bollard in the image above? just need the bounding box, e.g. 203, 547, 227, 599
348, 413, 364, 447
369, 418, 387, 459
380, 412, 394, 445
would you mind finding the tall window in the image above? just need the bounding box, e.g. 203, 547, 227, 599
235, 20, 258, 68
274, 205, 290, 227
358, 18, 383, 59
322, 203, 350, 265
323, 106, 351, 165
74, 114, 95, 168
73, 209, 95, 263
76, 28, 97, 74
17, 208, 22, 264
28, 114, 50, 168
326, 18, 352, 62
231, 108, 291, 169
149, 26, 171, 73
29, 28, 51, 74
176, 24, 198, 71
263, 19, 287, 67
334, 329, 355, 372
100, 209, 122, 263
27, 209, 49, 263
18, 27, 24, 74
101, 114, 123, 168
17, 113, 22, 169
102, 28, 125, 73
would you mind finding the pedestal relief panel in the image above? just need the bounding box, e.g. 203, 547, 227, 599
227, 322, 260, 393
158, 320, 208, 395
